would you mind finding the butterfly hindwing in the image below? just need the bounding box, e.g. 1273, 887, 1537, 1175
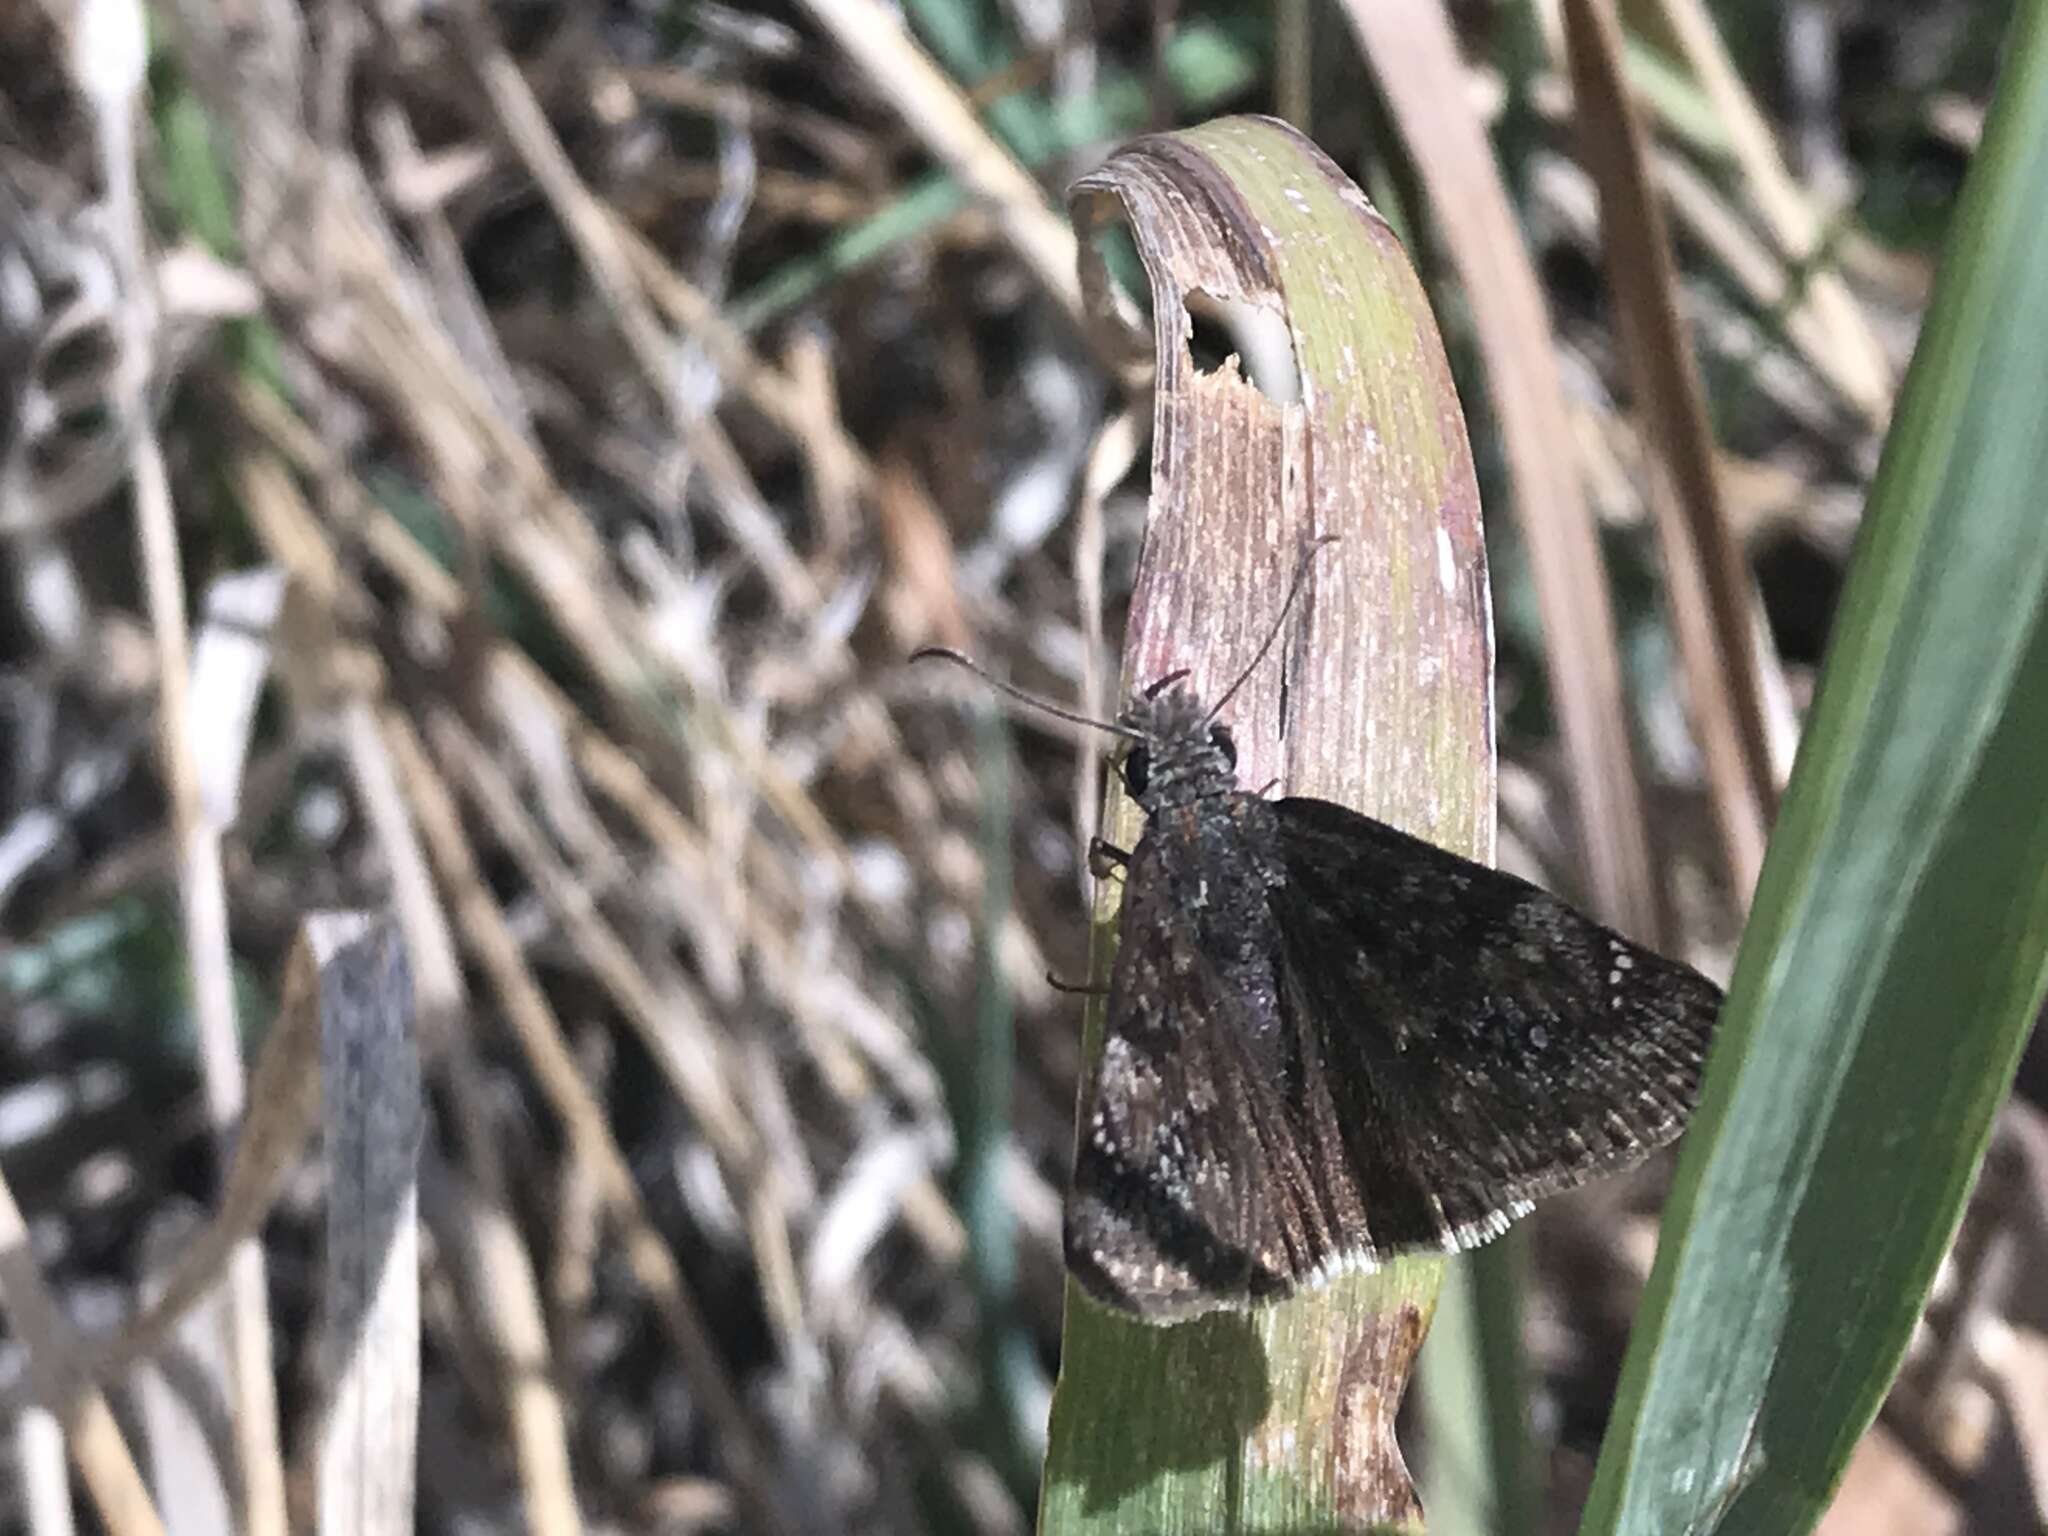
1268, 795, 1719, 1248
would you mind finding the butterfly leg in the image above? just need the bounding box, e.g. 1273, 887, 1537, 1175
1088, 837, 1132, 880
1046, 970, 1110, 996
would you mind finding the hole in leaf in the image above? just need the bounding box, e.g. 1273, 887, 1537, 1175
1183, 290, 1300, 405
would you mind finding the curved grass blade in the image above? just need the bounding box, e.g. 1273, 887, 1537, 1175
1579, 5, 2048, 1530
1041, 114, 1493, 1535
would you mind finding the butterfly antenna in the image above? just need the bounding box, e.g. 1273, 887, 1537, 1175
911, 647, 1148, 741
1205, 535, 1340, 722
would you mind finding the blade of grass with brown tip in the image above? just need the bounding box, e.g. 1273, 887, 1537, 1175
1337, 0, 1661, 948
790, 0, 1086, 339
1041, 114, 1493, 1534
727, 25, 1260, 333
1563, 0, 1774, 901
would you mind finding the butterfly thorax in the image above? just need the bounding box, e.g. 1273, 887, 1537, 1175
1118, 687, 1238, 810
1117, 686, 1286, 992
1117, 722, 1293, 1077
1150, 796, 1289, 1013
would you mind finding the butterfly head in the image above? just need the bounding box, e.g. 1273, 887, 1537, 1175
1117, 677, 1239, 809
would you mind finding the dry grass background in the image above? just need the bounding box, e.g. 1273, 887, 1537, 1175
0, 0, 2043, 1532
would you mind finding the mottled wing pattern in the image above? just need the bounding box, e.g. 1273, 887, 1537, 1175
1269, 796, 1721, 1254
1066, 826, 1366, 1321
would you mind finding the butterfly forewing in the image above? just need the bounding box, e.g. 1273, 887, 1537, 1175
1268, 796, 1717, 1245
1067, 804, 1375, 1321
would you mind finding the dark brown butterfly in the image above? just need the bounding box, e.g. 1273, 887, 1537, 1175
915, 548, 1721, 1325
1061, 675, 1718, 1322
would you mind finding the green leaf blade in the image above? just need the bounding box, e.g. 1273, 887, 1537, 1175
1580, 5, 2048, 1532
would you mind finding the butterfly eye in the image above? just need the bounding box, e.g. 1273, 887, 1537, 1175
1209, 725, 1237, 769
1123, 746, 1150, 797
